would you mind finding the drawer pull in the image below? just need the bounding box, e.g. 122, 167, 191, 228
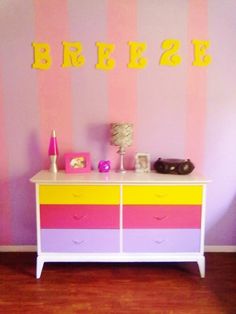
154, 239, 165, 244
154, 193, 168, 198
73, 214, 87, 221
153, 215, 168, 221
72, 193, 83, 198
72, 240, 85, 245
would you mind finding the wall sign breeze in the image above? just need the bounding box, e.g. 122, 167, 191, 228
32, 40, 211, 70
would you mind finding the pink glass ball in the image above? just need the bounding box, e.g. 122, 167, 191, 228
98, 160, 111, 172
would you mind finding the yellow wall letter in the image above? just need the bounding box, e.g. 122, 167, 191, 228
32, 43, 52, 70
192, 40, 212, 66
62, 42, 85, 67
159, 39, 181, 66
96, 42, 115, 70
128, 42, 147, 69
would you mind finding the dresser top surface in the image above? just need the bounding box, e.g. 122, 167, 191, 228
30, 170, 209, 185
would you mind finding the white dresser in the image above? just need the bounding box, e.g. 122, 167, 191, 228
30, 170, 208, 279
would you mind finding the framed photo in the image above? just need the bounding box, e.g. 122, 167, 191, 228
135, 153, 151, 173
65, 152, 91, 173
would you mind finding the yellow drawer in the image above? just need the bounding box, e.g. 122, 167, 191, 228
123, 185, 202, 205
39, 185, 120, 205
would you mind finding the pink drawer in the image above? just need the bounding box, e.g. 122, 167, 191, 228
123, 205, 201, 229
41, 229, 120, 253
123, 229, 200, 253
40, 205, 119, 229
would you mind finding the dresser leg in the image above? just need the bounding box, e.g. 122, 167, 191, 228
36, 256, 44, 279
197, 256, 205, 278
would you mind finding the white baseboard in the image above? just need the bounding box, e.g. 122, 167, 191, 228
0, 245, 36, 252
0, 245, 236, 253
204, 245, 236, 252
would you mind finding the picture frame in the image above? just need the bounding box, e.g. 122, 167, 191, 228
64, 152, 91, 173
135, 153, 151, 173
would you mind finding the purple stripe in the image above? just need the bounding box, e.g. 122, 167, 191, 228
0, 1, 39, 244
41, 229, 120, 252
123, 229, 200, 252
68, 0, 108, 168
137, 0, 188, 159
0, 71, 11, 244
205, 0, 236, 245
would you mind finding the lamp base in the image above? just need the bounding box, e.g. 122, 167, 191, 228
117, 169, 126, 174
117, 147, 126, 173
49, 155, 58, 173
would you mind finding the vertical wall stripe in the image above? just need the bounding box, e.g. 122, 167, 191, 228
137, 0, 188, 161
204, 0, 236, 245
0, 1, 39, 244
107, 0, 137, 169
34, 0, 73, 169
186, 0, 208, 172
0, 72, 11, 244
68, 0, 107, 168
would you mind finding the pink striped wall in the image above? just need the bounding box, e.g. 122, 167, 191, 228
186, 0, 208, 172
34, 0, 73, 169
0, 0, 236, 246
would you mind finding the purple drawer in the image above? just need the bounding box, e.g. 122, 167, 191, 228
41, 229, 119, 253
123, 229, 200, 253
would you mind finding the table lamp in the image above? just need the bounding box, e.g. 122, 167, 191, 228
110, 123, 133, 173
48, 129, 59, 173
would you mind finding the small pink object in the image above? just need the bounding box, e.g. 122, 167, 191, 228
48, 130, 59, 156
98, 160, 111, 173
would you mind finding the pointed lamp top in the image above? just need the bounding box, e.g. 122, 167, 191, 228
51, 129, 56, 137
48, 129, 59, 156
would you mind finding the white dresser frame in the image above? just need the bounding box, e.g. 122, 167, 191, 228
31, 170, 208, 279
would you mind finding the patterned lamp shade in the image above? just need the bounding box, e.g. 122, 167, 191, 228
110, 123, 133, 148
110, 123, 133, 173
